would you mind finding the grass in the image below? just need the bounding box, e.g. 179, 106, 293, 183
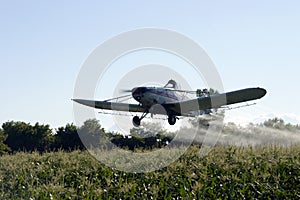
0, 145, 300, 199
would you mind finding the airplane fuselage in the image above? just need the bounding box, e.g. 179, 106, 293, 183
132, 87, 182, 108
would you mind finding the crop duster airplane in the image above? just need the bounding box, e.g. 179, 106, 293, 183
73, 80, 267, 127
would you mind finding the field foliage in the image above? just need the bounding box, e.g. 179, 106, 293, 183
0, 145, 300, 199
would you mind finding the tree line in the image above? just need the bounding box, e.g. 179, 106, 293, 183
0, 121, 83, 154
0, 119, 174, 154
0, 117, 299, 155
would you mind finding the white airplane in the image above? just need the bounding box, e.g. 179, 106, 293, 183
73, 80, 267, 127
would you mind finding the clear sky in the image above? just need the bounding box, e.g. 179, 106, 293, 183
1, 1, 300, 128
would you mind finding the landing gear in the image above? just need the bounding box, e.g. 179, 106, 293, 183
132, 116, 141, 127
132, 111, 178, 126
132, 110, 149, 127
168, 115, 177, 125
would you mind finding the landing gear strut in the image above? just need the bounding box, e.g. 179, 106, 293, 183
133, 112, 178, 126
132, 110, 149, 127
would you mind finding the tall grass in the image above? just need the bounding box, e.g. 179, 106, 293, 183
0, 146, 299, 199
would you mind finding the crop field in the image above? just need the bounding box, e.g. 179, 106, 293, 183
0, 145, 299, 199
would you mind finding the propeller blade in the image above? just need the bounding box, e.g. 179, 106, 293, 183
119, 89, 133, 93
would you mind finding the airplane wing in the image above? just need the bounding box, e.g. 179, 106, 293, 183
163, 88, 267, 116
73, 88, 266, 116
72, 99, 146, 113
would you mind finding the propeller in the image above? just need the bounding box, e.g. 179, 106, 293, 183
119, 87, 141, 93
119, 89, 134, 93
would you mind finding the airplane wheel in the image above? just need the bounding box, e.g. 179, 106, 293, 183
168, 116, 176, 125
132, 116, 141, 127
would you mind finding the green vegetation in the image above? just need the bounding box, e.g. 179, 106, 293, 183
0, 119, 107, 153
0, 129, 10, 154
0, 146, 299, 199
0, 119, 174, 153
1, 117, 300, 154
0, 117, 300, 199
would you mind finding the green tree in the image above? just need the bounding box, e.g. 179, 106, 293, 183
128, 122, 173, 149
33, 122, 54, 151
262, 117, 300, 131
2, 121, 54, 152
3, 121, 34, 151
54, 123, 84, 150
0, 128, 10, 154
263, 118, 285, 129
77, 119, 106, 149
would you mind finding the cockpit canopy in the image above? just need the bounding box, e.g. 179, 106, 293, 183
163, 79, 179, 89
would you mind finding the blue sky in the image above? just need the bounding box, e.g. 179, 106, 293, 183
1, 1, 300, 128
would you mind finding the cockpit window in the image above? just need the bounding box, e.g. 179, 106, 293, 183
164, 79, 178, 89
